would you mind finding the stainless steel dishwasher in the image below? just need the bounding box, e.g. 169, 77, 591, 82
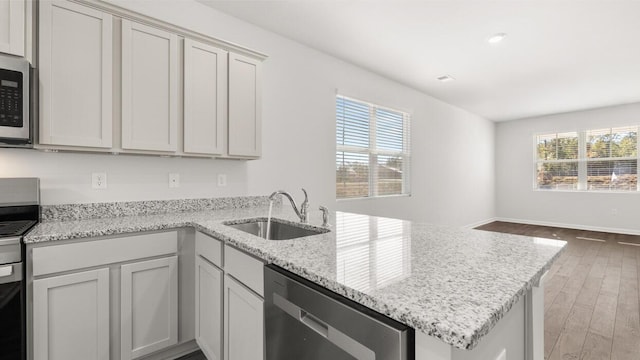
265, 264, 414, 360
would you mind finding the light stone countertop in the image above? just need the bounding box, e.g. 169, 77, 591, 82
24, 205, 566, 351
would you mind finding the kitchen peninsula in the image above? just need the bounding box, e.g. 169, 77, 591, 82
24, 197, 565, 360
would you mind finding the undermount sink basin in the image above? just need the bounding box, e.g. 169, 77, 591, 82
224, 218, 328, 240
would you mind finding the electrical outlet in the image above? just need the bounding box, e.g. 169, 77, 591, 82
611, 208, 618, 216
169, 173, 180, 188
92, 172, 107, 189
217, 174, 227, 187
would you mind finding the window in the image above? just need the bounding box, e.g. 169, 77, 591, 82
535, 126, 638, 191
336, 95, 410, 199
536, 132, 579, 190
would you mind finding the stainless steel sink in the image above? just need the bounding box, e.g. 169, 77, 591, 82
224, 218, 328, 240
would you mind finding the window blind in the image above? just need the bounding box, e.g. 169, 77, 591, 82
586, 126, 638, 191
336, 95, 410, 199
536, 132, 579, 190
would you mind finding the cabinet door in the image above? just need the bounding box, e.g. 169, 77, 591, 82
39, 0, 113, 147
0, 0, 25, 56
121, 20, 178, 152
184, 39, 227, 155
195, 256, 223, 360
33, 268, 110, 360
224, 275, 264, 360
228, 53, 262, 158
120, 256, 178, 360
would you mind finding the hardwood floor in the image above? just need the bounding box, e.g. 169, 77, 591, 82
476, 221, 640, 360
175, 350, 206, 360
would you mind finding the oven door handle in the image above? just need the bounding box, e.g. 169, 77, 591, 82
0, 265, 12, 277
0, 237, 21, 246
0, 263, 21, 284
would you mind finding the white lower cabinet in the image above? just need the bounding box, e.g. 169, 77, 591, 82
32, 268, 110, 360
120, 256, 179, 360
223, 275, 264, 360
195, 256, 223, 360
29, 231, 181, 360
195, 233, 265, 360
30, 230, 266, 360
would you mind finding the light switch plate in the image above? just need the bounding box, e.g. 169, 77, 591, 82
92, 172, 107, 189
496, 348, 506, 360
169, 173, 180, 188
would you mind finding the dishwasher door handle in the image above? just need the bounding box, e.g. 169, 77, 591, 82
272, 293, 375, 360
300, 310, 329, 337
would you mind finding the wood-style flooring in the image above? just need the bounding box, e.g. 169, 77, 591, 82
476, 221, 640, 360
176, 350, 205, 360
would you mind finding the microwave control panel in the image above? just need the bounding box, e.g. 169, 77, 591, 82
0, 68, 23, 128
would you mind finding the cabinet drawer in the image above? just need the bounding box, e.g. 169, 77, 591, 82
195, 232, 223, 267
32, 231, 178, 276
224, 245, 264, 297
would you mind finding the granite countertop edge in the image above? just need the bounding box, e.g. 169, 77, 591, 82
24, 208, 565, 351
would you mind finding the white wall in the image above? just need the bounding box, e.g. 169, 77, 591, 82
496, 102, 640, 234
336, 96, 495, 226
0, 0, 496, 227
0, 149, 248, 203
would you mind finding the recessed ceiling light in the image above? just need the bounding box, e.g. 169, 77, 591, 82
487, 33, 507, 44
437, 75, 455, 82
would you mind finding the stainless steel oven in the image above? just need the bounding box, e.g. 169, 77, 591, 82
0, 178, 39, 360
0, 251, 24, 360
0, 54, 31, 147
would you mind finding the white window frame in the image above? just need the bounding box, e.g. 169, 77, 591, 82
533, 127, 640, 192
336, 95, 411, 200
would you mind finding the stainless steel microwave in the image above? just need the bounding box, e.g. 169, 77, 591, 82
0, 54, 31, 147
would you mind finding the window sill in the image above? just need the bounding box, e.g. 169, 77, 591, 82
533, 188, 640, 194
336, 194, 411, 201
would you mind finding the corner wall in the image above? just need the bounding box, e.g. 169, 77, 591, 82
495, 102, 640, 234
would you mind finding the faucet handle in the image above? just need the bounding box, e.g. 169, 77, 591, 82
319, 206, 329, 227
300, 188, 309, 210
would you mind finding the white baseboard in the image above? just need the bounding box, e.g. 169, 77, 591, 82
464, 217, 497, 229
494, 217, 640, 236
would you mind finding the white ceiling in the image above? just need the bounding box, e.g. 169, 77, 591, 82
198, 1, 640, 122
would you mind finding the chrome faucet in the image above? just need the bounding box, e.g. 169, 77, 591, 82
269, 188, 309, 223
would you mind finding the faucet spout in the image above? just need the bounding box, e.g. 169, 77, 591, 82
268, 188, 309, 223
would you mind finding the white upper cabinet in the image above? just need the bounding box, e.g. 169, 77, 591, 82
228, 53, 262, 158
38, 0, 113, 148
121, 20, 178, 152
0, 0, 25, 56
35, 1, 265, 158
184, 39, 227, 155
